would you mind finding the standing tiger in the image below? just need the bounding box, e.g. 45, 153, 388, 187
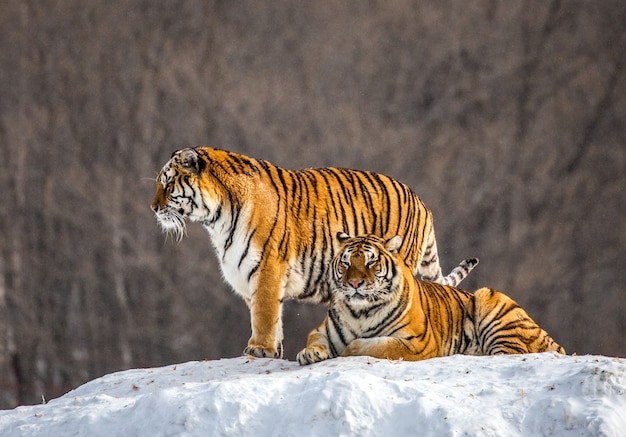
296, 233, 564, 365
151, 147, 478, 358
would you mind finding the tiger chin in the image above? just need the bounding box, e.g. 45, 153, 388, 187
296, 233, 564, 365
151, 147, 478, 359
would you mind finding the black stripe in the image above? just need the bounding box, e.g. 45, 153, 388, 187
478, 302, 518, 347
338, 170, 361, 235
302, 208, 319, 297
316, 169, 342, 223
223, 207, 241, 257
365, 287, 408, 337
247, 262, 260, 281
326, 322, 340, 358
311, 217, 332, 298
371, 172, 392, 235
238, 229, 256, 269
402, 188, 417, 256
275, 166, 289, 197
230, 154, 259, 175
357, 173, 377, 234
278, 225, 290, 258
324, 169, 353, 220
291, 171, 304, 216
387, 179, 405, 238
329, 306, 351, 348
257, 160, 282, 261
205, 203, 222, 226
275, 168, 292, 260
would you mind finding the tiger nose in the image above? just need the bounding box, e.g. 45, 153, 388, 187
151, 202, 160, 213
348, 279, 364, 289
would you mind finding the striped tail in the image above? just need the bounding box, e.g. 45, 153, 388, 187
418, 222, 478, 287
439, 257, 479, 287
421, 257, 479, 287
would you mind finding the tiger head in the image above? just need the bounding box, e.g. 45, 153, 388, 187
331, 232, 404, 307
151, 147, 221, 240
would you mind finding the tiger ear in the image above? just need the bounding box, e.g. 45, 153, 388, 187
336, 232, 351, 244
384, 235, 402, 254
180, 148, 203, 174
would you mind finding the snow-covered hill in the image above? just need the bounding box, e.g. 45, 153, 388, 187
0, 353, 624, 436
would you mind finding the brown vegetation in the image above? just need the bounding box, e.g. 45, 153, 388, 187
0, 0, 624, 407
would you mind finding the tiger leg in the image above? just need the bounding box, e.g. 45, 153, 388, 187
473, 288, 566, 355
342, 337, 440, 361
243, 262, 286, 358
296, 320, 333, 365
244, 296, 284, 357
417, 220, 445, 283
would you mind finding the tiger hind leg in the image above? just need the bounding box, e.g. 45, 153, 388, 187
342, 337, 439, 361
472, 287, 566, 355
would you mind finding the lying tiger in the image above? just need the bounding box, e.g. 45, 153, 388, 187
297, 233, 564, 365
152, 147, 478, 358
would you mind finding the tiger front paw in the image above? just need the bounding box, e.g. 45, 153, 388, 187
342, 339, 367, 357
296, 345, 330, 365
243, 344, 279, 358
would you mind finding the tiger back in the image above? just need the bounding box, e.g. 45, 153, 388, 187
151, 147, 478, 358
296, 233, 564, 365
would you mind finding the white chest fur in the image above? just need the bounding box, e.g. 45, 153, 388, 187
203, 206, 261, 300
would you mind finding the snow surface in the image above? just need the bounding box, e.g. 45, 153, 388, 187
0, 353, 624, 436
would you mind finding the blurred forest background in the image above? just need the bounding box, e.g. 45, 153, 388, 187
1, 0, 624, 408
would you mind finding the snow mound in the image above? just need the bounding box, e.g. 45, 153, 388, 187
1, 353, 624, 436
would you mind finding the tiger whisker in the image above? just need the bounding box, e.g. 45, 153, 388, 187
155, 209, 187, 243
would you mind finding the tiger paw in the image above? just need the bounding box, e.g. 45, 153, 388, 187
296, 346, 330, 365
342, 339, 367, 357
243, 345, 279, 358
343, 338, 387, 357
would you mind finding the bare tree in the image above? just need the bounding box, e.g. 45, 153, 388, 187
0, 0, 623, 407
